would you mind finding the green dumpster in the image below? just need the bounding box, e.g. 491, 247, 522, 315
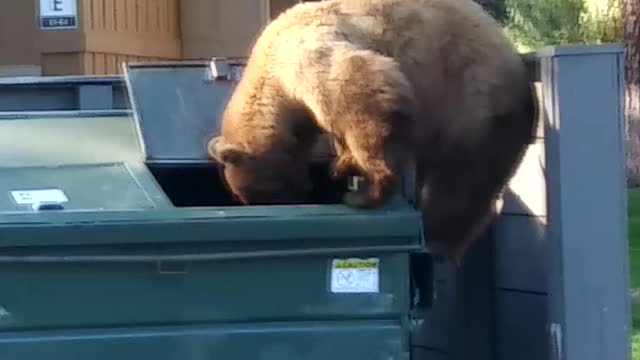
0, 61, 426, 360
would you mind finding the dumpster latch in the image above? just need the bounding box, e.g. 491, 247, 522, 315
32, 201, 65, 211
156, 261, 190, 275
207, 57, 245, 82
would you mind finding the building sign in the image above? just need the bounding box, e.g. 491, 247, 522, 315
39, 0, 78, 30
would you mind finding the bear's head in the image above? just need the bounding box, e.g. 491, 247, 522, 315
207, 136, 313, 205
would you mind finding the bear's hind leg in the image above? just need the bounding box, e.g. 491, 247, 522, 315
420, 178, 499, 264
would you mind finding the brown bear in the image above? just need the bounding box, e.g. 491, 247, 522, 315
207, 0, 538, 263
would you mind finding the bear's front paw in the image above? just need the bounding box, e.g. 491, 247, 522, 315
343, 190, 380, 208
331, 154, 359, 178
342, 173, 394, 209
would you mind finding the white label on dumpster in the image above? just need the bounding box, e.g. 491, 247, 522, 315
330, 258, 379, 293
10, 189, 69, 205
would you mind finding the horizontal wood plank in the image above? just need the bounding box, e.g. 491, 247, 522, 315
413, 347, 447, 360
496, 290, 548, 360
493, 215, 547, 293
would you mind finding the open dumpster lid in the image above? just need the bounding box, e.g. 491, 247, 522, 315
123, 59, 244, 162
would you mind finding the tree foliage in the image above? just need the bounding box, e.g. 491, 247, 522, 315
502, 0, 622, 51
473, 0, 508, 24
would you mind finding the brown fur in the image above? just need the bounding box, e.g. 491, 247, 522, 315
207, 0, 538, 262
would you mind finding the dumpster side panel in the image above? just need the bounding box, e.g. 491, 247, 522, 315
0, 321, 407, 360
0, 254, 409, 331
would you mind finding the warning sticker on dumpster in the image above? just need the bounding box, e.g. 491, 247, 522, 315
330, 258, 379, 293
10, 189, 69, 205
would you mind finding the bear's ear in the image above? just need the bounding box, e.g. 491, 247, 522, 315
207, 136, 247, 165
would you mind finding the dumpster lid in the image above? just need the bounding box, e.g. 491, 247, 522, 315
123, 59, 245, 162
0, 111, 141, 167
0, 163, 171, 214
0, 195, 425, 253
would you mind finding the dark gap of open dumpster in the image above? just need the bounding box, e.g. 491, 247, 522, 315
145, 160, 350, 207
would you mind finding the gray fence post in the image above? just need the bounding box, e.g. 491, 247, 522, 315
539, 44, 630, 360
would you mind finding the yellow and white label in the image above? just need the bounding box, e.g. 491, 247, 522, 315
330, 258, 379, 293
